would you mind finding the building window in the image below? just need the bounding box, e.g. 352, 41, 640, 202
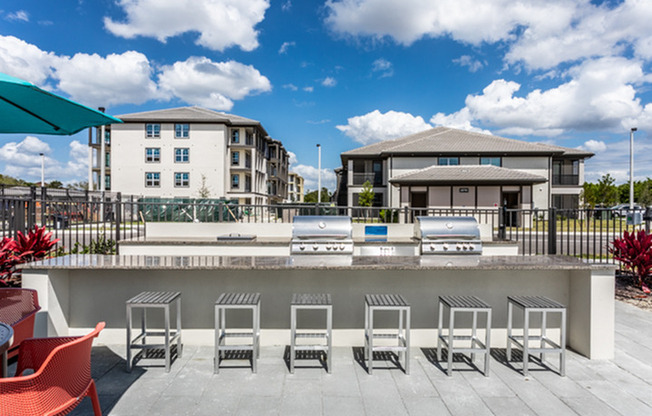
175, 123, 189, 138
174, 172, 189, 187
174, 148, 189, 163
231, 174, 239, 188
145, 172, 160, 187
105, 174, 111, 190
145, 148, 160, 163
438, 157, 459, 166
231, 130, 239, 143
105, 153, 110, 168
480, 157, 501, 167
146, 123, 160, 138
232, 151, 240, 166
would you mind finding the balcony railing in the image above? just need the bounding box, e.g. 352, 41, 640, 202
352, 172, 383, 186
552, 174, 579, 186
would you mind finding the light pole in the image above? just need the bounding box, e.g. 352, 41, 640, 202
317, 144, 322, 204
630, 127, 637, 210
39, 153, 45, 187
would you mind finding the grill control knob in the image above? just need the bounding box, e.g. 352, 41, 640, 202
299, 244, 305, 251
456, 244, 462, 251
340, 244, 345, 250
430, 243, 435, 251
442, 244, 449, 251
313, 244, 319, 251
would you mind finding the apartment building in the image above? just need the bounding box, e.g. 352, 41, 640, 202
335, 127, 593, 211
103, 106, 289, 204
288, 172, 305, 202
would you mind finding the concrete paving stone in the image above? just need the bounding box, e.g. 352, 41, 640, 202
403, 397, 451, 416
482, 397, 536, 416
323, 396, 366, 416
429, 374, 493, 416
146, 394, 200, 416
192, 395, 241, 416
321, 367, 362, 398
391, 358, 439, 398
530, 370, 592, 399
279, 390, 323, 415
577, 379, 652, 416
561, 397, 622, 416
236, 396, 282, 416
462, 366, 516, 398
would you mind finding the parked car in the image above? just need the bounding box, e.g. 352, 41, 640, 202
610, 203, 642, 217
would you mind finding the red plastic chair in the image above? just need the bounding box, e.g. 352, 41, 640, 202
0, 322, 105, 416
0, 288, 41, 359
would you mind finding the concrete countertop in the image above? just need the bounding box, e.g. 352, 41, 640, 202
21, 254, 615, 271
119, 237, 516, 246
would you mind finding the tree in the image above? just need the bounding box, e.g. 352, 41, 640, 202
196, 174, 211, 198
65, 181, 88, 191
304, 188, 331, 203
582, 174, 618, 208
358, 180, 375, 207
47, 180, 63, 189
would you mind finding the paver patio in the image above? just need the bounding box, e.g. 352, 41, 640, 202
14, 300, 652, 416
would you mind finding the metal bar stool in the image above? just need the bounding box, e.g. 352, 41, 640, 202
290, 293, 332, 373
126, 291, 182, 372
215, 292, 261, 374
437, 295, 492, 376
507, 295, 566, 376
364, 294, 410, 375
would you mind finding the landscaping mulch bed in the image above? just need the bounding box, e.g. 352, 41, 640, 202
616, 271, 652, 311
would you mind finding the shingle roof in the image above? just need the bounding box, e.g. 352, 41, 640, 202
116, 106, 262, 126
390, 165, 547, 185
342, 127, 593, 158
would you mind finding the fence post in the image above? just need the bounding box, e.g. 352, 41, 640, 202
644, 207, 652, 234
403, 206, 409, 223
27, 186, 36, 231
500, 205, 507, 239
548, 207, 557, 255
115, 192, 122, 243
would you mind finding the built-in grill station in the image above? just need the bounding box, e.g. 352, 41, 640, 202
291, 216, 353, 255
415, 216, 482, 255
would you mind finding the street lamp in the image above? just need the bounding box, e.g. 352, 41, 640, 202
39, 153, 45, 187
630, 127, 637, 210
317, 144, 322, 204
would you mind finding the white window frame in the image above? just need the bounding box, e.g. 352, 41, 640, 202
175, 123, 190, 139
146, 123, 161, 138
174, 172, 189, 187
145, 147, 160, 163
174, 148, 189, 163
231, 174, 239, 188
145, 172, 160, 187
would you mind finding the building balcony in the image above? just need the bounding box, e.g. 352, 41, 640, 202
552, 174, 579, 186
352, 172, 383, 186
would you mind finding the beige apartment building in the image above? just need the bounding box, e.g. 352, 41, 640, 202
288, 172, 305, 202
98, 106, 288, 204
335, 127, 593, 211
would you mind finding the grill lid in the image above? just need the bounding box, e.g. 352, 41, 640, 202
415, 216, 481, 240
292, 216, 352, 240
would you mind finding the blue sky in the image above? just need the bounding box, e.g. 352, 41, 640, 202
1, 0, 652, 192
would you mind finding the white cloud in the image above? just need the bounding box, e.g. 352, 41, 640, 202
104, 0, 269, 52
433, 57, 648, 137
158, 57, 271, 110
65, 140, 89, 178
278, 41, 295, 54
287, 151, 298, 165
6, 10, 29, 22
337, 110, 431, 145
281, 1, 292, 12
580, 140, 607, 153
322, 77, 337, 87
55, 51, 161, 107
292, 164, 337, 192
430, 108, 492, 134
303, 86, 314, 92
325, 0, 652, 71
283, 83, 298, 91
0, 36, 60, 85
371, 58, 393, 78
453, 55, 485, 73
583, 139, 652, 183
0, 136, 51, 168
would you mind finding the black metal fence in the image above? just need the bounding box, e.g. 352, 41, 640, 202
0, 187, 649, 262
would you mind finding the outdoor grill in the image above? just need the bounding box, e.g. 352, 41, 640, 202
291, 216, 353, 255
415, 216, 482, 255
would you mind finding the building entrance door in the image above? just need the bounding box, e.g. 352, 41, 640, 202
410, 191, 427, 219
502, 191, 520, 227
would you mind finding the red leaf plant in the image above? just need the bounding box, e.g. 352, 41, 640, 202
0, 225, 59, 287
610, 230, 652, 295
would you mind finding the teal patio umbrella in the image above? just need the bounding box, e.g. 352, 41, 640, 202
0, 72, 122, 135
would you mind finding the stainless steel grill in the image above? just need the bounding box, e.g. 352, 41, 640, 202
291, 216, 353, 254
415, 216, 482, 255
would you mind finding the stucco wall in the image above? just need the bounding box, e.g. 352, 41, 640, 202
112, 123, 227, 197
